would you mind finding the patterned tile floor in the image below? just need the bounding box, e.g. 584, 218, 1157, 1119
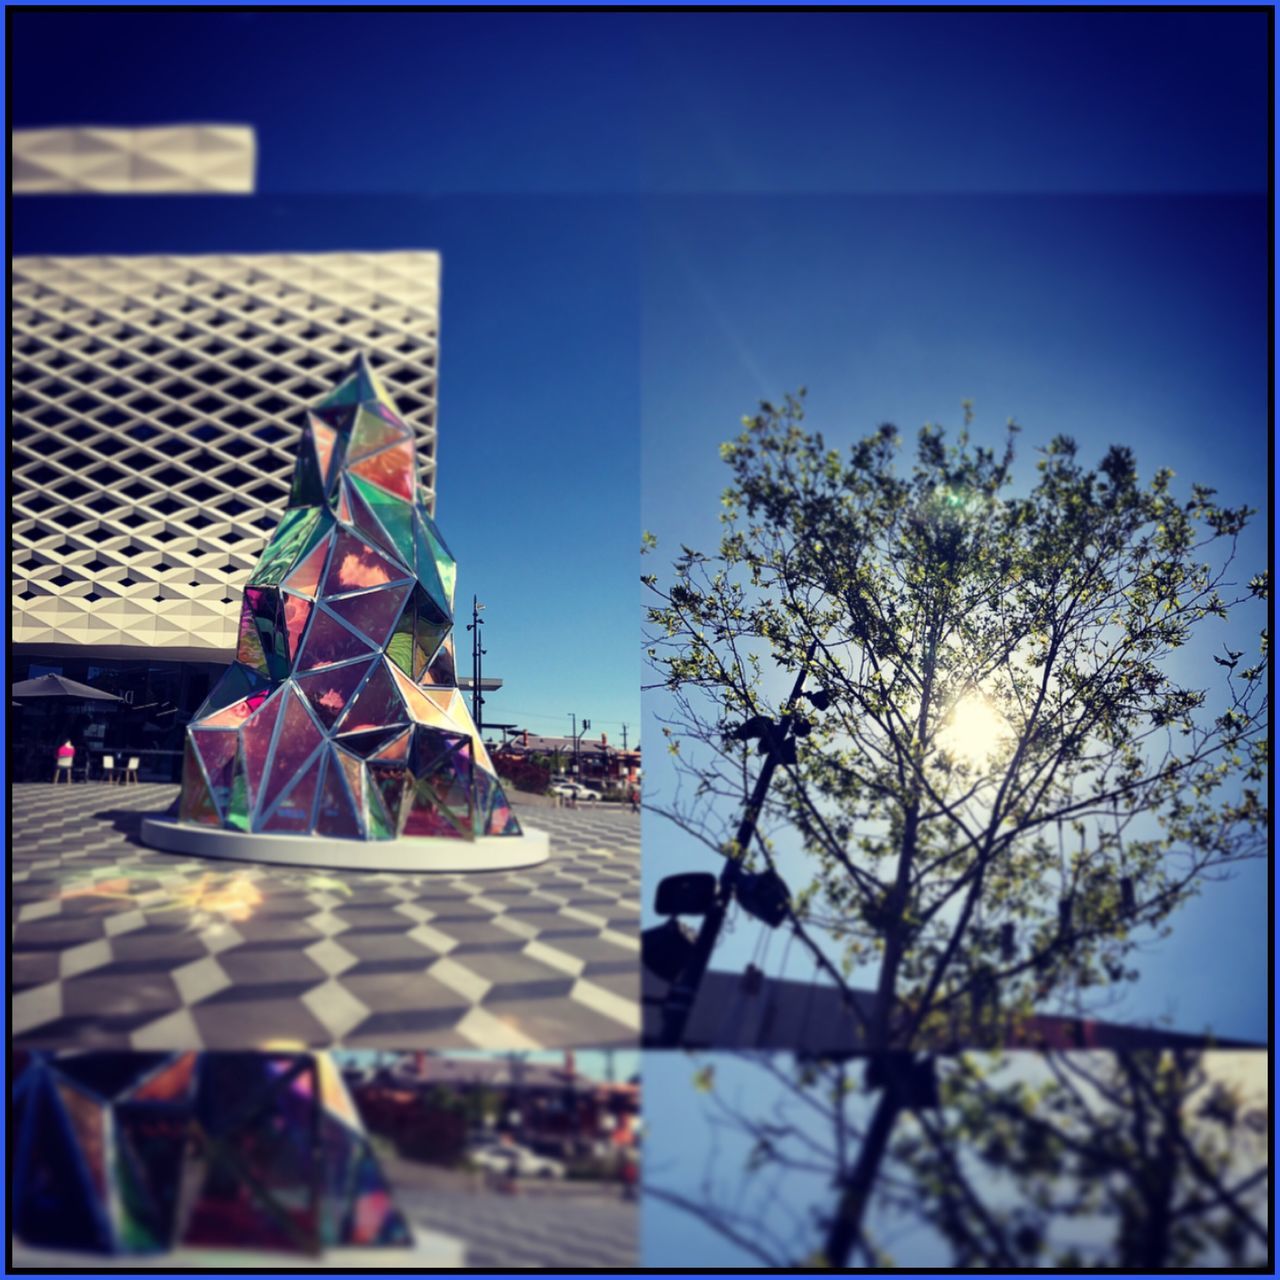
11, 784, 640, 1051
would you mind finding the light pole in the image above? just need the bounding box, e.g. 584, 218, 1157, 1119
467, 597, 486, 730
657, 641, 817, 1047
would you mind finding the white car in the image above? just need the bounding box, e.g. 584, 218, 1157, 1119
549, 781, 599, 802
469, 1141, 565, 1179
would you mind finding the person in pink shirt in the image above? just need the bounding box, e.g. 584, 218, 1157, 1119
53, 739, 75, 784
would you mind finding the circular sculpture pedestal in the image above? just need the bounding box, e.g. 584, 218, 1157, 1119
141, 816, 550, 873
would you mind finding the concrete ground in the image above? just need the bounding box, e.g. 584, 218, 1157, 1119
381, 1153, 638, 1270
12, 783, 639, 1051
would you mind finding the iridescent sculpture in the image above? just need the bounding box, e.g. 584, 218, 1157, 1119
12, 1051, 411, 1256
178, 355, 519, 841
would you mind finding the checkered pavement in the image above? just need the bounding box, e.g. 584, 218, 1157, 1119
11, 784, 639, 1050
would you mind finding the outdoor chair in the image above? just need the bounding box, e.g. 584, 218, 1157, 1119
52, 757, 74, 785
121, 756, 141, 785
101, 754, 117, 784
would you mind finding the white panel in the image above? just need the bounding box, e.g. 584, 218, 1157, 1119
12, 125, 257, 194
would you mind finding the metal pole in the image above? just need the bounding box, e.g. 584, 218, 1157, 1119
468, 596, 486, 729
622, 723, 629, 752
657, 642, 817, 1048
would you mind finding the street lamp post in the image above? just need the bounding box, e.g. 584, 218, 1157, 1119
657, 641, 817, 1047
467, 597, 486, 730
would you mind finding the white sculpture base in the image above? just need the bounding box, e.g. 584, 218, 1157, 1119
140, 816, 550, 873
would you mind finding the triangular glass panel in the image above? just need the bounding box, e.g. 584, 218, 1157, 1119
199, 689, 269, 729
336, 660, 407, 736
226, 752, 251, 832
417, 510, 457, 613
346, 472, 410, 568
281, 592, 313, 662
14, 1066, 113, 1252
414, 618, 451, 683
262, 750, 323, 834
321, 528, 404, 598
335, 479, 353, 523
368, 763, 409, 836
372, 727, 412, 762
294, 658, 375, 730
241, 687, 286, 814
54, 1080, 108, 1203
311, 402, 357, 434
315, 748, 363, 839
349, 440, 416, 502
234, 599, 270, 676
247, 506, 322, 588
126, 1053, 198, 1104
348, 404, 411, 463
288, 430, 325, 508
283, 532, 332, 602
260, 687, 325, 821
327, 582, 412, 649
335, 749, 366, 825
179, 741, 221, 826
314, 366, 364, 410
295, 606, 376, 671
388, 665, 450, 727
308, 417, 339, 487
338, 728, 400, 759
191, 662, 269, 721
114, 1103, 188, 1253
412, 522, 452, 621
351, 473, 416, 569
424, 633, 458, 687
363, 776, 395, 840
191, 729, 238, 814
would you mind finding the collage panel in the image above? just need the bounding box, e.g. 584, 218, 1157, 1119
633, 12, 1269, 1274
12, 1048, 640, 1270
642, 1050, 1268, 1268
7, 8, 1273, 1276
9, 11, 642, 1271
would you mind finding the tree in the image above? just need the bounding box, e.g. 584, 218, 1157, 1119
650, 1049, 1269, 1269
897, 1049, 1270, 1269
643, 395, 1268, 1258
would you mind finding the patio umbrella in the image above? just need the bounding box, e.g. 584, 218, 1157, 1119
11, 674, 122, 702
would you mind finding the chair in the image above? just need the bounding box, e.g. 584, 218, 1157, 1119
122, 756, 141, 785
52, 756, 74, 785
102, 754, 117, 784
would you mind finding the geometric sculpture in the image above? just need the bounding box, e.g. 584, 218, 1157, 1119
174, 354, 521, 844
11, 1051, 412, 1257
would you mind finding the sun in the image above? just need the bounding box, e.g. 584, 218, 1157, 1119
936, 691, 1011, 768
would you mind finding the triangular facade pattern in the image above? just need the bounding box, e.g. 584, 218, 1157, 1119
12, 1051, 412, 1256
12, 251, 440, 654
13, 125, 256, 193
179, 355, 520, 843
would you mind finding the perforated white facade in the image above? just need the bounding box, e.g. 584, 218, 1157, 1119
12, 251, 440, 658
13, 125, 256, 194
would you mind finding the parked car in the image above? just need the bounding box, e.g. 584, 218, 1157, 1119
468, 1141, 565, 1179
548, 781, 599, 803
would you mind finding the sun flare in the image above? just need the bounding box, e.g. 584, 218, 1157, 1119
937, 692, 1011, 767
